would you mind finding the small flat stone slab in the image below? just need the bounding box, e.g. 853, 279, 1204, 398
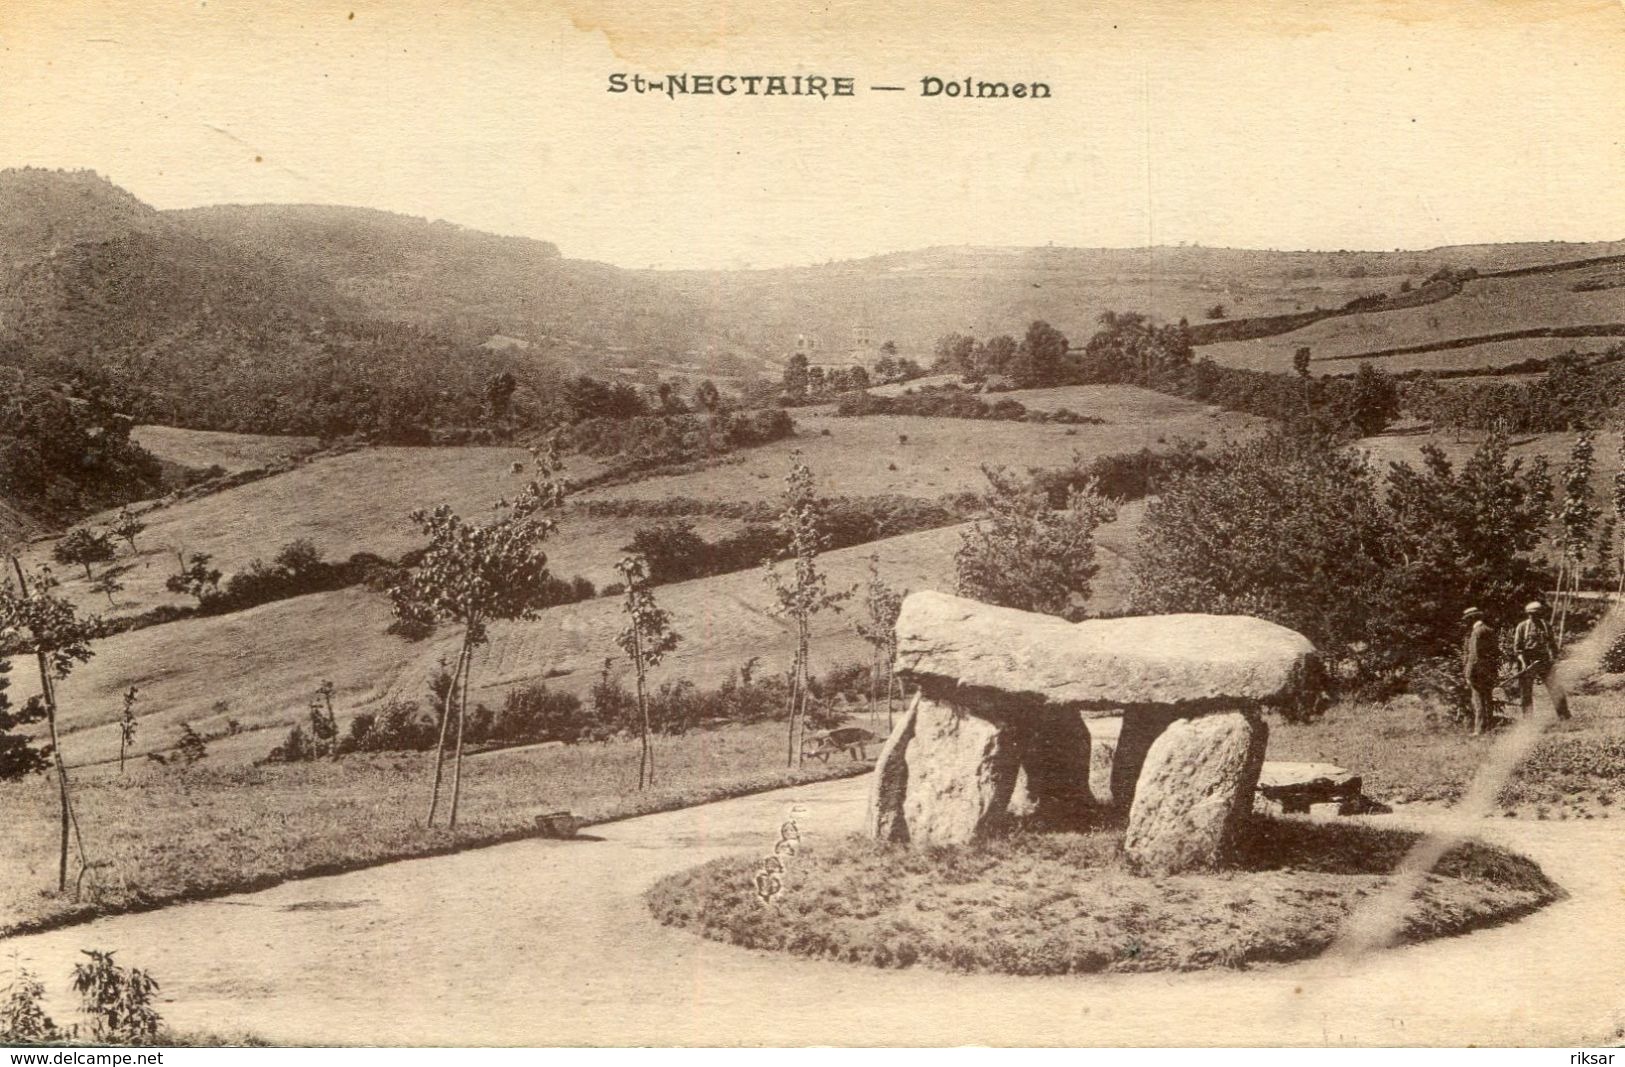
894, 591, 1316, 716
1257, 761, 1362, 813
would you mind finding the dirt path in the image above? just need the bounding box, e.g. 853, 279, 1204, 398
3, 776, 1621, 1046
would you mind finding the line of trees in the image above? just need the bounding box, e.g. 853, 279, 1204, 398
1130, 431, 1556, 692
925, 314, 1403, 438
1401, 351, 1625, 433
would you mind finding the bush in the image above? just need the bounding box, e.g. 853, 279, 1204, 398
566, 408, 795, 471
957, 466, 1117, 620
484, 685, 598, 745
623, 494, 970, 587
834, 385, 1104, 425
1131, 431, 1554, 690
71, 950, 161, 1045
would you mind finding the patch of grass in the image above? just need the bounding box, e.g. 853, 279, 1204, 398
0, 720, 870, 937
1268, 684, 1625, 812
1267, 696, 1478, 804
646, 818, 1561, 976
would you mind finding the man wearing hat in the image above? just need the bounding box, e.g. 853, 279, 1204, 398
1462, 607, 1498, 735
1512, 600, 1571, 720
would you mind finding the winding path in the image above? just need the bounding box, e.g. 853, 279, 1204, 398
4, 775, 1622, 1046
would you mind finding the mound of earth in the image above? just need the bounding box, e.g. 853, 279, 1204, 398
646, 817, 1561, 975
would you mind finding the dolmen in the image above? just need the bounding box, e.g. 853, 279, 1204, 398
865, 591, 1318, 874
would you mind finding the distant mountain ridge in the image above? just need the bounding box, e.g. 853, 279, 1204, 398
2, 168, 1621, 430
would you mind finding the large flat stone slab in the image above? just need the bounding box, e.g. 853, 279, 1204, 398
894, 591, 1316, 715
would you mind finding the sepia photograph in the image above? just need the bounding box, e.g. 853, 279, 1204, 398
1, 0, 1623, 1050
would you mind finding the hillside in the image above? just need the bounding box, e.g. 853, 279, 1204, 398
3, 168, 1621, 443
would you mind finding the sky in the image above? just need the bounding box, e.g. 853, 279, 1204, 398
1, 0, 1622, 269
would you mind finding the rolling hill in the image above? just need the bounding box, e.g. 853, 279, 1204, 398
6, 168, 1621, 441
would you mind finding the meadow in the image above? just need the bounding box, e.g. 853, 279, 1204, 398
1198, 267, 1625, 371
577, 385, 1255, 505
129, 425, 320, 474
0, 719, 871, 935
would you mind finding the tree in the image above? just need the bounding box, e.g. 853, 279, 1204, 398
1554, 432, 1599, 643
1381, 433, 1553, 661
856, 554, 904, 730
932, 333, 977, 375
273, 538, 323, 576
117, 686, 139, 775
1, 560, 100, 893
486, 371, 518, 431
1337, 362, 1401, 437
782, 353, 810, 404
763, 453, 851, 766
165, 551, 221, 603
956, 466, 1117, 620
110, 508, 146, 553
1013, 321, 1069, 388
625, 521, 707, 585
53, 529, 115, 580
308, 680, 339, 759
389, 441, 570, 827
175, 723, 207, 765
1131, 435, 1394, 677
1081, 312, 1193, 387
873, 354, 900, 382
693, 379, 721, 413
88, 572, 123, 608
1292, 347, 1312, 378
615, 555, 681, 789
976, 335, 1019, 379
1206, 303, 1228, 319
0, 655, 51, 782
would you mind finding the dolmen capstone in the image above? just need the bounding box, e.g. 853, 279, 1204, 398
865, 591, 1317, 874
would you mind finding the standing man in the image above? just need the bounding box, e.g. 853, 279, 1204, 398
1512, 600, 1571, 720
1462, 606, 1499, 736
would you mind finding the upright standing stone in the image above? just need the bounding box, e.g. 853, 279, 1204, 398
1006, 709, 1093, 826
899, 697, 1017, 845
1109, 707, 1186, 810
1124, 710, 1269, 874
864, 697, 919, 843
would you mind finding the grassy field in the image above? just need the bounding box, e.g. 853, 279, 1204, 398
20, 445, 629, 619
647, 817, 1560, 974
580, 385, 1256, 504
1269, 680, 1625, 815
22, 496, 1147, 774
0, 718, 871, 936
27, 387, 1202, 620
1323, 335, 1622, 376
14, 524, 949, 769
129, 426, 319, 474
1198, 267, 1625, 371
